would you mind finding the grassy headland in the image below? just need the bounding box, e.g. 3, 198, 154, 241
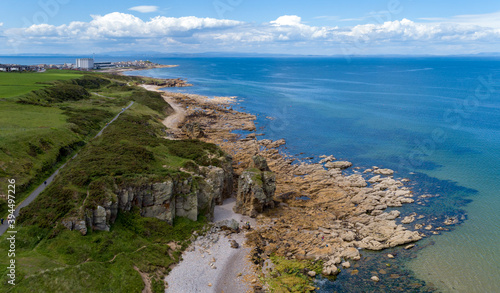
0, 70, 217, 292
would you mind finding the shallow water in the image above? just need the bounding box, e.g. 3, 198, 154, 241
127, 56, 500, 292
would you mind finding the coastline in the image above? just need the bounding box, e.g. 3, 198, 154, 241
98, 64, 179, 74
135, 77, 445, 291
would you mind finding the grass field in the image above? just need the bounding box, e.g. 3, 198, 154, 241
0, 70, 82, 99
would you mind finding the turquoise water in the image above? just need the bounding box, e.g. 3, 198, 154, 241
130, 57, 500, 292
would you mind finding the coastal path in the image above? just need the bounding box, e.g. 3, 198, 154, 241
0, 101, 134, 236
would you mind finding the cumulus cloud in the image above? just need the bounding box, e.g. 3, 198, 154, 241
339, 18, 500, 42
128, 5, 159, 13
271, 15, 303, 27
4, 12, 500, 55
20, 12, 243, 39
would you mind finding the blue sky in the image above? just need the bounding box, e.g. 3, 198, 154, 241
1, 0, 500, 55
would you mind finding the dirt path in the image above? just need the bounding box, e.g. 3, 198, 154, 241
134, 266, 152, 293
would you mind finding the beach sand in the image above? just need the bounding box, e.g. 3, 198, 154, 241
165, 199, 258, 293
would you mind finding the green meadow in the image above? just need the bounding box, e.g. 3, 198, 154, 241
0, 70, 82, 99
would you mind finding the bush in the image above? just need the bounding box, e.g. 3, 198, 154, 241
131, 90, 172, 114
165, 139, 225, 166
18, 84, 90, 105
71, 75, 111, 89
64, 108, 114, 136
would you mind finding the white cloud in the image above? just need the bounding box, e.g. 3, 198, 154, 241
271, 15, 303, 27
4, 12, 500, 55
20, 12, 243, 39
419, 11, 500, 29
340, 18, 500, 42
128, 5, 159, 13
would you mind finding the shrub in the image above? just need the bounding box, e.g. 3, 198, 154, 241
63, 108, 114, 136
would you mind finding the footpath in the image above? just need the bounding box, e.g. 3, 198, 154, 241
0, 101, 134, 236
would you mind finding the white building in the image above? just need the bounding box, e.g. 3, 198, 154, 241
76, 58, 94, 70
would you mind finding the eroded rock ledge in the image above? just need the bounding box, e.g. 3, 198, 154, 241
62, 161, 233, 235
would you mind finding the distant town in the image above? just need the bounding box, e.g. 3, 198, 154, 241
0, 58, 164, 72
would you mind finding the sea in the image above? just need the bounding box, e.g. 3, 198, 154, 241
5, 56, 500, 292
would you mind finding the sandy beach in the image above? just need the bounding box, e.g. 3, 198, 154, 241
165, 199, 258, 293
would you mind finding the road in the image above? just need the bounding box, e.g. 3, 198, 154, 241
0, 101, 134, 236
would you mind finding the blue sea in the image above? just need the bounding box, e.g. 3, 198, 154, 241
8, 56, 500, 292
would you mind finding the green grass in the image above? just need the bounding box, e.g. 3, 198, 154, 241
0, 211, 207, 292
265, 255, 324, 293
0, 70, 83, 99
0, 101, 85, 196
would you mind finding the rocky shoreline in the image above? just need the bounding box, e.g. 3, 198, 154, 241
144, 84, 457, 291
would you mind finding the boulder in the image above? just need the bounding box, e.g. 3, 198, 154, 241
368, 175, 382, 183
182, 122, 204, 138
374, 168, 394, 176
230, 240, 239, 249
342, 247, 361, 260
319, 155, 336, 164
325, 161, 352, 170
401, 215, 415, 224
346, 174, 367, 187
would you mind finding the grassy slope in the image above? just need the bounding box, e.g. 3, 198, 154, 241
0, 72, 221, 292
0, 75, 121, 214
0, 212, 206, 292
0, 70, 82, 99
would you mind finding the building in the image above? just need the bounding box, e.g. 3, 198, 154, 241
76, 58, 94, 70
0, 64, 37, 72
94, 62, 115, 70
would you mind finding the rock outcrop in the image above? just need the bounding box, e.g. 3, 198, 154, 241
325, 161, 352, 170
234, 156, 276, 217
62, 160, 233, 234
182, 122, 204, 138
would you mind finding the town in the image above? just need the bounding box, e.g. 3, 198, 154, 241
0, 58, 162, 72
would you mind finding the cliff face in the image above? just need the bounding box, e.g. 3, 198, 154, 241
62, 162, 233, 234
233, 156, 276, 217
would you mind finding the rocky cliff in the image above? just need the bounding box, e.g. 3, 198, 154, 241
62, 161, 233, 235
233, 156, 276, 217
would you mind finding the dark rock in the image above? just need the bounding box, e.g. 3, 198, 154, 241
252, 155, 271, 172
230, 240, 240, 249
182, 122, 204, 138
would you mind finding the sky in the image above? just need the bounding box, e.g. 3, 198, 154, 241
1, 0, 500, 56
